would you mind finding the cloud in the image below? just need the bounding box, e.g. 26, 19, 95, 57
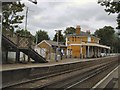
20, 0, 117, 39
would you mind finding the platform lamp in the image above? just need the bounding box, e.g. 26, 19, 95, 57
55, 30, 62, 46
55, 30, 62, 61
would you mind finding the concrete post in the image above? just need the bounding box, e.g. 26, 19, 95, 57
104, 49, 106, 56
16, 49, 20, 63
91, 46, 93, 57
100, 48, 102, 57
97, 47, 99, 57
87, 46, 89, 58
108, 49, 110, 56
5, 51, 8, 63
98, 48, 100, 57
106, 49, 108, 56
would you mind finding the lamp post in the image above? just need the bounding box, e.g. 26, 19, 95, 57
55, 30, 62, 46
54, 30, 62, 61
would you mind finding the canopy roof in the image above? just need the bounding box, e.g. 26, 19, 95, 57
70, 43, 110, 49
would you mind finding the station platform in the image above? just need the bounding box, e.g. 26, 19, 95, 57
0, 56, 117, 71
1, 57, 108, 71
1, 55, 119, 88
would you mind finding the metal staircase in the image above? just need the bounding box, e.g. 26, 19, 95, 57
2, 30, 47, 63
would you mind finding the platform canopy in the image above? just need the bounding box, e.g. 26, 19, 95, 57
70, 43, 110, 49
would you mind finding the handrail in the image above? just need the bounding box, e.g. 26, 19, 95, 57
32, 45, 47, 58
30, 48, 46, 60
2, 30, 32, 48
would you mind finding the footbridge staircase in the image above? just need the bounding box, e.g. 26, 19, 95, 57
2, 30, 47, 63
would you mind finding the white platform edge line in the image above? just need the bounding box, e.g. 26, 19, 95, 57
91, 65, 120, 89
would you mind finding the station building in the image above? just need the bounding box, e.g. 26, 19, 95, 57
36, 40, 67, 60
66, 25, 110, 58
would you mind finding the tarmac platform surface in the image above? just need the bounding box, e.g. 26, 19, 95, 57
1, 56, 117, 71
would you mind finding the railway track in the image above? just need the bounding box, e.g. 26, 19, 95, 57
39, 60, 119, 90
3, 58, 119, 89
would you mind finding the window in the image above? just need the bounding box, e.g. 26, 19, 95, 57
72, 37, 74, 42
88, 37, 91, 42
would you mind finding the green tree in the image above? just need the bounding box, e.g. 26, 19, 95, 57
98, 0, 120, 29
2, 1, 25, 32
16, 29, 35, 43
116, 14, 120, 30
94, 26, 120, 52
53, 30, 65, 43
94, 26, 115, 45
113, 33, 120, 52
35, 30, 50, 44
98, 0, 120, 14
16, 29, 31, 36
64, 27, 76, 35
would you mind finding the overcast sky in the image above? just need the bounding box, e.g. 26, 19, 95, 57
20, 0, 117, 39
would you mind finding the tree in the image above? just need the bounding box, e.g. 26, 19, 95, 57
16, 29, 35, 43
98, 0, 120, 29
113, 33, 120, 52
35, 30, 50, 44
2, 1, 25, 32
53, 30, 65, 43
16, 29, 31, 36
64, 27, 76, 35
94, 26, 120, 52
94, 26, 115, 45
98, 0, 120, 14
116, 14, 120, 30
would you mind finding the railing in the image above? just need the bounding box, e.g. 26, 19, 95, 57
2, 30, 33, 49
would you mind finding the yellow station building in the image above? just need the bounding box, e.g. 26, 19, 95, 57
66, 25, 110, 58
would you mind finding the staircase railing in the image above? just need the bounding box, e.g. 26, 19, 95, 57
2, 30, 32, 49
2, 30, 47, 63
31, 45, 47, 58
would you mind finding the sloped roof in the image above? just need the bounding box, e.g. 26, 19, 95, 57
38, 40, 66, 47
65, 31, 100, 40
45, 40, 58, 46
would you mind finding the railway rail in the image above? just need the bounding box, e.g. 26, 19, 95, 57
38, 59, 118, 90
2, 57, 119, 90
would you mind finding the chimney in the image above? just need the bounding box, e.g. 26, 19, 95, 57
76, 25, 81, 34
